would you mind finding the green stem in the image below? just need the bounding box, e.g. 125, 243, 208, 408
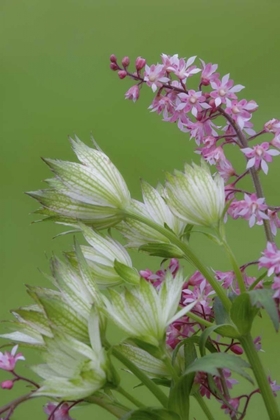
193, 393, 215, 420
159, 345, 180, 383
116, 386, 145, 408
86, 395, 129, 418
187, 311, 213, 328
112, 347, 168, 408
240, 334, 280, 420
126, 212, 231, 312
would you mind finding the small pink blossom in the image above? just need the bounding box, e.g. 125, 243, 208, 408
135, 56, 146, 71
124, 85, 140, 102
264, 119, 280, 133
259, 242, 280, 276
144, 64, 169, 92
221, 398, 240, 418
268, 377, 280, 397
176, 90, 211, 117
272, 276, 280, 299
1, 379, 14, 390
268, 209, 280, 236
215, 270, 235, 289
200, 59, 219, 86
184, 119, 218, 145
254, 336, 262, 351
166, 56, 201, 81
210, 74, 244, 107
228, 194, 269, 227
0, 345, 25, 371
216, 158, 236, 182
140, 259, 179, 289
271, 132, 280, 149
182, 279, 214, 317
198, 145, 225, 165
241, 142, 280, 174
225, 99, 258, 130
44, 402, 75, 420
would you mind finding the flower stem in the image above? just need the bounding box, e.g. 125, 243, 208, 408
239, 334, 280, 420
112, 347, 168, 408
86, 395, 129, 418
125, 212, 232, 312
187, 311, 213, 328
193, 393, 215, 420
116, 386, 145, 408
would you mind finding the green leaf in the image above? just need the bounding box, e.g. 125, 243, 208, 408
121, 408, 181, 420
230, 293, 258, 335
138, 243, 184, 258
168, 373, 193, 419
114, 260, 140, 285
249, 289, 279, 331
213, 298, 240, 338
185, 352, 253, 384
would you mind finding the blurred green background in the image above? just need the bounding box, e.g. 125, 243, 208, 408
1, 0, 280, 418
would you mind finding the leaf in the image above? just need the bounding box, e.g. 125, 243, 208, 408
114, 260, 140, 285
121, 408, 181, 420
213, 298, 240, 338
138, 243, 184, 258
168, 374, 193, 419
249, 289, 279, 331
230, 293, 258, 335
185, 352, 253, 384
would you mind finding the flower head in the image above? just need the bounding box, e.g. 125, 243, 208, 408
164, 161, 225, 227
28, 137, 131, 229
0, 345, 25, 371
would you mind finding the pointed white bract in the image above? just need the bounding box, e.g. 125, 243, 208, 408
164, 161, 225, 227
28, 137, 131, 229
102, 270, 196, 346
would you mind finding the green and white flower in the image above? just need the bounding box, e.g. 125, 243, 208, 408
28, 137, 131, 229
118, 182, 186, 248
102, 270, 196, 347
33, 326, 107, 399
164, 161, 225, 227
66, 224, 135, 287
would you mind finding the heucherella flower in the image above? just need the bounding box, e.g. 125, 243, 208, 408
0, 345, 25, 371
44, 402, 75, 420
28, 137, 131, 229
259, 242, 280, 276
65, 223, 134, 286
228, 194, 269, 227
164, 161, 225, 227
241, 142, 280, 174
102, 269, 196, 346
210, 74, 244, 107
118, 182, 186, 248
33, 313, 107, 399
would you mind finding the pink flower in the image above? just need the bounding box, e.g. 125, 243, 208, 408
182, 279, 214, 317
200, 59, 219, 86
140, 259, 180, 290
272, 276, 280, 299
44, 402, 75, 420
221, 398, 240, 418
0, 345, 25, 371
264, 119, 280, 133
259, 242, 280, 276
268, 377, 280, 397
124, 85, 140, 102
254, 336, 262, 351
198, 145, 225, 165
271, 132, 280, 149
216, 158, 236, 182
225, 99, 258, 130
176, 90, 211, 117
241, 142, 280, 174
184, 119, 218, 145
210, 74, 244, 107
144, 64, 169, 92
215, 270, 235, 289
228, 194, 269, 227
166, 56, 201, 81
268, 209, 280, 236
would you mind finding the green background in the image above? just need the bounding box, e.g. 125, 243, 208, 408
1, 0, 280, 418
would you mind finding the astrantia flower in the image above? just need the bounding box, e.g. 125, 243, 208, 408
28, 137, 131, 229
164, 161, 225, 227
102, 269, 196, 346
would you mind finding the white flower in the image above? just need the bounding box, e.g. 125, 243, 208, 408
102, 270, 196, 346
164, 161, 225, 227
28, 136, 131, 229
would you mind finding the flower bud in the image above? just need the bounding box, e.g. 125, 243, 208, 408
230, 344, 243, 355
109, 54, 117, 63
121, 56, 130, 67
135, 56, 146, 71
110, 62, 118, 71
1, 380, 14, 390
118, 70, 127, 79
125, 85, 140, 102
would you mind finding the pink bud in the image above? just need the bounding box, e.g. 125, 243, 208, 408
118, 70, 127, 80
1, 380, 14, 390
121, 56, 130, 67
230, 344, 243, 355
135, 56, 146, 71
201, 77, 210, 86
110, 62, 119, 71
110, 54, 117, 63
